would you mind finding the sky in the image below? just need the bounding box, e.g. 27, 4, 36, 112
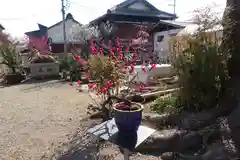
0, 0, 226, 38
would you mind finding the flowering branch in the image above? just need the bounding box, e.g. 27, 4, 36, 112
70, 26, 157, 115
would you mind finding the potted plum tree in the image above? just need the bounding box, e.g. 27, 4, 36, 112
71, 25, 156, 134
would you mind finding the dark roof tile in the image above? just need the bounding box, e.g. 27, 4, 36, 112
110, 0, 176, 17
90, 0, 177, 25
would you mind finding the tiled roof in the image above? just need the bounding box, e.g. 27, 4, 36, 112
109, 0, 176, 18
90, 0, 177, 25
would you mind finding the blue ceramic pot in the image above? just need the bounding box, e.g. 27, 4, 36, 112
113, 102, 143, 134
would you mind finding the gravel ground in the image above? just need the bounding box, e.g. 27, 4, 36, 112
0, 80, 91, 160
0, 80, 161, 160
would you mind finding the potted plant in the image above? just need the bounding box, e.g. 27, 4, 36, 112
71, 27, 156, 134
111, 97, 144, 133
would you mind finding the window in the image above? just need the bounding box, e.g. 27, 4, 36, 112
157, 35, 164, 42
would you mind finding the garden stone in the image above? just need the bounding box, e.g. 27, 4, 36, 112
137, 125, 221, 154
177, 112, 212, 130
161, 152, 176, 160
136, 128, 188, 153
177, 131, 203, 152
201, 146, 230, 160
178, 147, 230, 160
142, 113, 179, 129
143, 111, 213, 130
161, 146, 230, 160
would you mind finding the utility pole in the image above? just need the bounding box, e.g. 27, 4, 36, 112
169, 0, 176, 15
61, 0, 67, 54
173, 0, 176, 15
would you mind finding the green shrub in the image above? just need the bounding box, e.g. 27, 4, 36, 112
0, 46, 19, 73
150, 93, 181, 114
89, 55, 115, 81
59, 58, 70, 71
173, 35, 228, 112
169, 6, 230, 112
61, 56, 83, 81
88, 55, 125, 87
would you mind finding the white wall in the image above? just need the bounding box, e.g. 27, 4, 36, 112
47, 19, 81, 44
153, 29, 182, 58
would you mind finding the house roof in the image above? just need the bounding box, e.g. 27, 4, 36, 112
159, 20, 189, 28
0, 24, 5, 30
48, 13, 82, 30
25, 30, 46, 37
90, 0, 177, 25
149, 20, 189, 32
148, 20, 190, 33
25, 13, 81, 37
25, 23, 47, 37
38, 23, 47, 30
109, 0, 176, 18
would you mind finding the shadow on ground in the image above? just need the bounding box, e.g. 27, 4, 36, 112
41, 118, 102, 160
19, 79, 70, 92
0, 78, 70, 90
41, 117, 161, 160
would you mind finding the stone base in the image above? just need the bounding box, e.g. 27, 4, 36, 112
22, 62, 59, 78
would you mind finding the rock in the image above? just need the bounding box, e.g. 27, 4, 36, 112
227, 104, 240, 152
177, 131, 202, 152
142, 111, 213, 130
177, 147, 230, 160
142, 113, 179, 129
136, 125, 221, 154
202, 147, 230, 160
136, 128, 187, 153
161, 152, 176, 160
178, 112, 212, 130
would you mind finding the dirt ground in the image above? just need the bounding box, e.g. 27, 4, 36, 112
0, 80, 160, 160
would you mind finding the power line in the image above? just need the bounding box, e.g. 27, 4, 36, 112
0, 6, 61, 21
69, 0, 102, 11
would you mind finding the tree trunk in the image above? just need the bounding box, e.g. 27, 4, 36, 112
222, 0, 240, 80
221, 0, 240, 155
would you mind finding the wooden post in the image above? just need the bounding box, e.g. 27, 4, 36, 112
123, 148, 130, 160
